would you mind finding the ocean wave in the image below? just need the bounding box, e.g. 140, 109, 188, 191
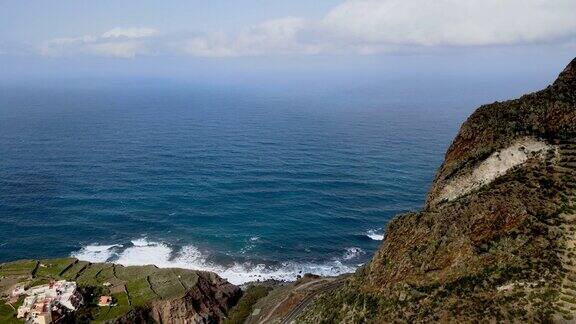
342, 247, 366, 260
366, 229, 384, 241
71, 244, 123, 263
72, 238, 357, 285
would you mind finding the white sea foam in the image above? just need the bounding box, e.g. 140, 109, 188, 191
366, 229, 384, 241
342, 247, 366, 260
72, 244, 121, 263
72, 238, 357, 285
240, 236, 260, 255
131, 238, 152, 247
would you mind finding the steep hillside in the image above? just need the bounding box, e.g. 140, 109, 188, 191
300, 58, 576, 322
0, 258, 240, 323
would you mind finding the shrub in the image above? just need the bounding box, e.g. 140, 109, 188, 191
223, 285, 271, 324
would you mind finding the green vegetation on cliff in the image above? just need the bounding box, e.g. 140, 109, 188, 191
224, 285, 272, 324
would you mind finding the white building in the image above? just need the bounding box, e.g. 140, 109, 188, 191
17, 280, 83, 324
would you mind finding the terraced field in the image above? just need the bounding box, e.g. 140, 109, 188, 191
0, 258, 213, 322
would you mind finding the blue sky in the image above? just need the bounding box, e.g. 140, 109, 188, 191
1, 0, 575, 80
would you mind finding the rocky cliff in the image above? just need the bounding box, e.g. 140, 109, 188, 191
300, 58, 576, 322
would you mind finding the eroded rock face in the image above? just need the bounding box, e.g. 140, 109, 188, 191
300, 58, 576, 323
432, 137, 552, 205
118, 271, 241, 324
149, 273, 241, 324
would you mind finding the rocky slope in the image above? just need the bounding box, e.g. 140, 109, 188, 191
0, 258, 240, 323
300, 59, 576, 322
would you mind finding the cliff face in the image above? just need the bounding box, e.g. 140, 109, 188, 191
119, 271, 240, 324
301, 58, 576, 323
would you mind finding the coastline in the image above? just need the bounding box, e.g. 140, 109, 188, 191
69, 237, 361, 285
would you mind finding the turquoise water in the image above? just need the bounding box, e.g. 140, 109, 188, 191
0, 77, 507, 283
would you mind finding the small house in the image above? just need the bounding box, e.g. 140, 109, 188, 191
98, 296, 112, 307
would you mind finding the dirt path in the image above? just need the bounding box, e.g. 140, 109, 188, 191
280, 280, 344, 324
257, 278, 344, 324
257, 278, 330, 324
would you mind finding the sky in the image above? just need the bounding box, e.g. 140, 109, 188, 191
1, 0, 575, 81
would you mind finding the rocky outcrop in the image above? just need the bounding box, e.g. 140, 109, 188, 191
119, 271, 241, 324
432, 137, 551, 204
300, 58, 576, 323
427, 58, 576, 207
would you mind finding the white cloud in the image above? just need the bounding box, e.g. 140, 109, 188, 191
85, 41, 152, 58
37, 1, 576, 58
178, 0, 576, 57
179, 17, 321, 58
102, 27, 158, 39
40, 27, 158, 58
321, 0, 576, 47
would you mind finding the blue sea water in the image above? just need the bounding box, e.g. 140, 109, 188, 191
0, 76, 541, 284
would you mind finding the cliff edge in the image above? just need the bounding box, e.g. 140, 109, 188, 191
300, 58, 576, 322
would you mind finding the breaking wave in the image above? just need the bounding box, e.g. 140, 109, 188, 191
366, 229, 384, 241
71, 238, 358, 285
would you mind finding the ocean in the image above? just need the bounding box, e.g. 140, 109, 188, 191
0, 76, 539, 284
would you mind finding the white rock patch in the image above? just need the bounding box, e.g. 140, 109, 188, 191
435, 137, 552, 204
496, 280, 544, 292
